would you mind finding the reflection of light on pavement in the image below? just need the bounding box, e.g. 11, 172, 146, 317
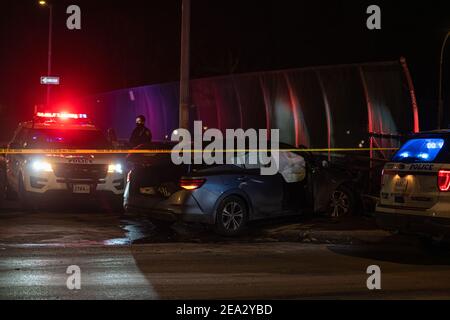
103, 218, 154, 245
119, 221, 154, 243
0, 249, 159, 299
103, 238, 130, 246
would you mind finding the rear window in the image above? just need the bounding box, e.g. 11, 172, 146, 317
392, 138, 445, 163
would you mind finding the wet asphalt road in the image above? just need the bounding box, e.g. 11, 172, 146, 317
1, 201, 450, 299
2, 243, 450, 299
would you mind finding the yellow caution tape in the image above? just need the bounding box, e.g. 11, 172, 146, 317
0, 148, 399, 155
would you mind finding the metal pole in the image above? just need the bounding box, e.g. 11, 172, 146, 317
46, 4, 53, 107
179, 0, 191, 129
437, 32, 450, 129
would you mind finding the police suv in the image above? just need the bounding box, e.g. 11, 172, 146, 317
3, 112, 125, 210
376, 131, 450, 239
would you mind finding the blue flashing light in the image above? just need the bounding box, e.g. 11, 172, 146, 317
426, 142, 444, 149
393, 138, 445, 162
400, 152, 409, 158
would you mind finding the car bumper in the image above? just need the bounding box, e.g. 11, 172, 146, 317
124, 192, 214, 224
27, 189, 122, 200
24, 171, 125, 196
376, 208, 450, 237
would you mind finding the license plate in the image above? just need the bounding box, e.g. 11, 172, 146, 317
140, 187, 156, 195
73, 184, 90, 194
394, 177, 408, 192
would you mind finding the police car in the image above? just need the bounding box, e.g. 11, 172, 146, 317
3, 112, 125, 210
376, 131, 450, 240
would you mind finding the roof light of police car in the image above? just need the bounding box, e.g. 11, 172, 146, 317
36, 112, 88, 119
108, 163, 123, 174
31, 160, 53, 172
400, 152, 409, 158
427, 141, 444, 149
418, 153, 429, 160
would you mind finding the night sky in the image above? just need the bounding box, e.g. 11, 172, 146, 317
0, 0, 449, 139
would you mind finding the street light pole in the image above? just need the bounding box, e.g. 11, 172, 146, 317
46, 3, 53, 107
39, 1, 53, 107
179, 0, 191, 130
437, 31, 450, 129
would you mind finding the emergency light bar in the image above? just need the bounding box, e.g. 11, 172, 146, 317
36, 112, 88, 119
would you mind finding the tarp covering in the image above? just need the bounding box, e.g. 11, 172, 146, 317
83, 59, 418, 154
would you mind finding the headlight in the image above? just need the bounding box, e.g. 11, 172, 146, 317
108, 163, 123, 174
31, 160, 53, 172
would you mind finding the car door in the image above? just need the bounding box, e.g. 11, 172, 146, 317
236, 153, 284, 218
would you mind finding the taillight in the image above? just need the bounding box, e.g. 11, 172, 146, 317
438, 170, 450, 192
180, 178, 205, 190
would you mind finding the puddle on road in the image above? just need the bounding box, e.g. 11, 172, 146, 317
118, 214, 287, 245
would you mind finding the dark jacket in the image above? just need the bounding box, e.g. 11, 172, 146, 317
129, 125, 152, 148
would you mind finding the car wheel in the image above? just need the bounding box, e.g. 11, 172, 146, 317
214, 196, 248, 236
328, 185, 355, 219
419, 235, 446, 250
18, 176, 36, 211
0, 168, 6, 206
5, 184, 17, 200
100, 196, 124, 214
150, 219, 175, 229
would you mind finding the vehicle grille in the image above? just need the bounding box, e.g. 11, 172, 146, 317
53, 164, 108, 179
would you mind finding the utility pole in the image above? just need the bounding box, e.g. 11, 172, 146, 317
47, 3, 53, 107
179, 0, 191, 129
39, 1, 53, 107
437, 31, 450, 129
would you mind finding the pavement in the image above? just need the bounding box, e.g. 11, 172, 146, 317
2, 243, 450, 299
1, 200, 450, 299
0, 199, 395, 246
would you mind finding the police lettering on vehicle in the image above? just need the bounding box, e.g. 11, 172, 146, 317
68, 159, 93, 164
409, 164, 434, 171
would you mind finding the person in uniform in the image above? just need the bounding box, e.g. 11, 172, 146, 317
129, 115, 152, 148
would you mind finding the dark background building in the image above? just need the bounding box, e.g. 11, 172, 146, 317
0, 0, 449, 140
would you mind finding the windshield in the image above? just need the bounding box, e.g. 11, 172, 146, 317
392, 138, 445, 163
25, 129, 112, 149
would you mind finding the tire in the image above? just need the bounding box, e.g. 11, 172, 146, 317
18, 176, 36, 211
327, 185, 356, 219
103, 196, 124, 214
150, 219, 175, 229
419, 235, 446, 250
214, 196, 248, 236
5, 184, 17, 200
0, 168, 6, 207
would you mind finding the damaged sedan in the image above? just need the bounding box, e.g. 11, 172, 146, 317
124, 142, 361, 236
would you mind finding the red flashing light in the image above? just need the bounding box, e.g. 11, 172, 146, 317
180, 178, 206, 190
438, 170, 450, 192
36, 112, 88, 120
